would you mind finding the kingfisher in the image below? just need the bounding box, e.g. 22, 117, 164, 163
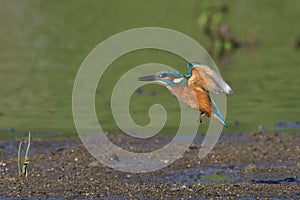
138, 62, 233, 127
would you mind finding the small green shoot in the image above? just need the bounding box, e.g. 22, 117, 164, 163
17, 141, 22, 176
17, 131, 31, 177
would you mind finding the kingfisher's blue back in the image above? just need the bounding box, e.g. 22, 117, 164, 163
138, 62, 232, 126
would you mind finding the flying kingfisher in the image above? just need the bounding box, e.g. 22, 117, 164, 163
138, 62, 233, 127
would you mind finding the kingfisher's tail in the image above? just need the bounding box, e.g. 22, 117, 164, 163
210, 98, 228, 127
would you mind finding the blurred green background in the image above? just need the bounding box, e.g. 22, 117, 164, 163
1, 0, 300, 138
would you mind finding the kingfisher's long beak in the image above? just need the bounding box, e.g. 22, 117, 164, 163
138, 75, 157, 81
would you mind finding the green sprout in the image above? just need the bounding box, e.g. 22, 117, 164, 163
17, 131, 31, 177
17, 141, 22, 176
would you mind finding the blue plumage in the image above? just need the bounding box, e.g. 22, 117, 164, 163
138, 62, 232, 127
210, 98, 227, 127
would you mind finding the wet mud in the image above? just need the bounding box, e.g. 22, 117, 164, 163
0, 131, 299, 199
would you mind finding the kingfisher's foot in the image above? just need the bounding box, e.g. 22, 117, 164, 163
197, 112, 206, 124
197, 117, 203, 124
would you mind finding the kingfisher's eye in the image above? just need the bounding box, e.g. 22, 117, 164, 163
160, 73, 167, 78
157, 73, 167, 78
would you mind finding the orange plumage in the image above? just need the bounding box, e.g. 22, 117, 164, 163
138, 62, 233, 126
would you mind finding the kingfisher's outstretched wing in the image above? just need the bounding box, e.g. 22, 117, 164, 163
187, 63, 233, 94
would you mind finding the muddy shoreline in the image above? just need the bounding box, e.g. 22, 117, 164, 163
1, 131, 299, 199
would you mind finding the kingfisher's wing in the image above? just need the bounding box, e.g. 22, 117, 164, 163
188, 65, 233, 94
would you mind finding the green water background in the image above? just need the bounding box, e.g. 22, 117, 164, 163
1, 0, 300, 138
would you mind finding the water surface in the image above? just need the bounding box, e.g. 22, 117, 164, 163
1, 1, 300, 138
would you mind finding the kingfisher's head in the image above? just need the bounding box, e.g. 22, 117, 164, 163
138, 70, 187, 87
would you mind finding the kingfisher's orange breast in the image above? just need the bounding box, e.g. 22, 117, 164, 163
166, 85, 213, 115
194, 89, 213, 115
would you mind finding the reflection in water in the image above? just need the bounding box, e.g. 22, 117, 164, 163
275, 121, 300, 129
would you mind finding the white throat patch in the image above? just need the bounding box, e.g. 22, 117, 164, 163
173, 77, 184, 84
